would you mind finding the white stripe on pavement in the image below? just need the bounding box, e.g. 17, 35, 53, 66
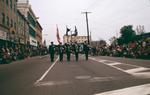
109, 62, 122, 66
90, 57, 150, 78
35, 57, 59, 84
125, 67, 150, 74
94, 83, 150, 95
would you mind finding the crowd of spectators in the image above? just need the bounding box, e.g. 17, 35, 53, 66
0, 45, 48, 64
91, 39, 150, 59
1, 38, 150, 64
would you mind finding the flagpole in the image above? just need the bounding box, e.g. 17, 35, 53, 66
67, 35, 68, 43
56, 25, 61, 44
70, 30, 72, 43
66, 26, 68, 43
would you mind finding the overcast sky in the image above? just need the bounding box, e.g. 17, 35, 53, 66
29, 0, 150, 44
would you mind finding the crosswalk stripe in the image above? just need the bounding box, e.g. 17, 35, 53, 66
90, 57, 150, 78
125, 67, 150, 74
109, 62, 122, 66
94, 83, 150, 95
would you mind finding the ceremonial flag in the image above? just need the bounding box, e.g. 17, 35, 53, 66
74, 26, 78, 36
56, 25, 61, 44
66, 26, 70, 36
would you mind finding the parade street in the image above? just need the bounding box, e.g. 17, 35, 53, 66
0, 55, 150, 95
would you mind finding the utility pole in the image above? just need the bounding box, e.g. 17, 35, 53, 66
82, 12, 91, 45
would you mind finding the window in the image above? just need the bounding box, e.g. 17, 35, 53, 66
6, 16, 9, 26
10, 0, 12, 9
14, 22, 16, 29
11, 19, 13, 27
14, 4, 16, 12
2, 13, 5, 25
6, 0, 9, 6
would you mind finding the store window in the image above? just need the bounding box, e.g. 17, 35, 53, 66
14, 22, 16, 29
14, 4, 16, 12
6, 16, 9, 27
2, 13, 5, 25
11, 19, 13, 27
10, 0, 12, 9
6, 0, 9, 6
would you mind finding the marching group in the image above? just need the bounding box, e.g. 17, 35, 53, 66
49, 41, 89, 62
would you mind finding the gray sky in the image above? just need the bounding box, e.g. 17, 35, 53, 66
29, 0, 150, 44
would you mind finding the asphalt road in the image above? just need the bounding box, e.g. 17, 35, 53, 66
0, 55, 150, 95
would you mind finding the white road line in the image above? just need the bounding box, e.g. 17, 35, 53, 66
119, 62, 141, 68
89, 57, 150, 78
125, 67, 150, 74
35, 57, 59, 84
109, 62, 122, 66
92, 57, 141, 68
36, 80, 72, 86
94, 83, 150, 95
133, 72, 150, 78
98, 60, 107, 63
90, 57, 128, 73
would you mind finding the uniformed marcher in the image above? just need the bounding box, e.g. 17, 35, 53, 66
65, 43, 71, 62
83, 41, 89, 60
58, 42, 64, 62
74, 42, 79, 61
49, 42, 55, 62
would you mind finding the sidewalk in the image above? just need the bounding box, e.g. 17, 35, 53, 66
0, 55, 49, 65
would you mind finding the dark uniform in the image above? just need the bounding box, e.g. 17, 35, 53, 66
49, 42, 55, 62
83, 42, 89, 60
66, 44, 71, 61
74, 43, 79, 61
58, 43, 64, 62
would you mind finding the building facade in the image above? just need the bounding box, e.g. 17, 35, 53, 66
36, 21, 42, 46
17, 1, 42, 47
16, 10, 29, 44
91, 40, 107, 48
0, 0, 18, 43
0, 0, 42, 48
63, 35, 88, 44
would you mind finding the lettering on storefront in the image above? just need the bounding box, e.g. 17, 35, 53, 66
30, 36, 37, 46
0, 30, 7, 40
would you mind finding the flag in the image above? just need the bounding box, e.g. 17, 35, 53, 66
56, 25, 61, 44
66, 26, 70, 36
74, 26, 78, 36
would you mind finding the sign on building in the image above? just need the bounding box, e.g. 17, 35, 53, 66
0, 30, 7, 40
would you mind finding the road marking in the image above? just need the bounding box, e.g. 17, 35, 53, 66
133, 72, 150, 78
75, 75, 91, 79
125, 67, 150, 73
88, 77, 114, 82
90, 57, 150, 78
98, 60, 107, 63
94, 83, 150, 95
35, 57, 59, 84
36, 80, 72, 86
109, 62, 122, 66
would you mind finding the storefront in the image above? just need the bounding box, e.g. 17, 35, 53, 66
29, 36, 37, 47
0, 30, 7, 48
0, 30, 7, 40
